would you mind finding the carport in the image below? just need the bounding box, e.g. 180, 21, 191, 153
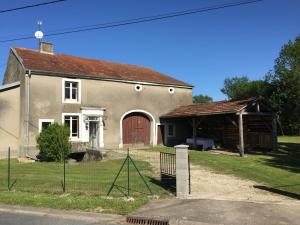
161, 97, 277, 156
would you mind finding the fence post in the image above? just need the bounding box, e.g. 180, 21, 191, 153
63, 151, 66, 192
7, 147, 11, 191
175, 144, 189, 199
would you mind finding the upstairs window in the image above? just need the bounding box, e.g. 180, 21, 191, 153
63, 114, 80, 140
62, 78, 81, 103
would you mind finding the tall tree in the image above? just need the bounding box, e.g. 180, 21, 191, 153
267, 35, 300, 135
221, 76, 268, 100
193, 94, 213, 103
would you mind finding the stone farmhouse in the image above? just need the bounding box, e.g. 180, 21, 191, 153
0, 42, 192, 157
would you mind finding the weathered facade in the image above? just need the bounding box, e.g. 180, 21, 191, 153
0, 43, 193, 157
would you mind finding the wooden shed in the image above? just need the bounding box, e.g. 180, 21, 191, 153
161, 97, 277, 156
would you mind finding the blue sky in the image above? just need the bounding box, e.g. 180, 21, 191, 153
0, 0, 299, 100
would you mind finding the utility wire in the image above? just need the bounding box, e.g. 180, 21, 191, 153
0, 0, 263, 43
0, 0, 67, 14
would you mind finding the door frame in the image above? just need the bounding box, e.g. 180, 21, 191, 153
119, 109, 156, 148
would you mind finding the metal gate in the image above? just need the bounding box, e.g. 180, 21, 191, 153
160, 152, 191, 194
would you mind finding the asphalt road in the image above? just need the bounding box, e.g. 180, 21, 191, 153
0, 211, 126, 225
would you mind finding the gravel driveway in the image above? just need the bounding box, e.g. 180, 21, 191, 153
123, 149, 294, 202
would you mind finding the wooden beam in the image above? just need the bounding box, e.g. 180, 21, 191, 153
237, 112, 273, 116
272, 115, 278, 151
226, 116, 238, 128
238, 112, 245, 157
256, 102, 260, 112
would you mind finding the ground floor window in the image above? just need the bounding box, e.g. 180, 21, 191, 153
38, 119, 54, 133
63, 114, 80, 140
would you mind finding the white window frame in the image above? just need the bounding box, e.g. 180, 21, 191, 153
62, 78, 81, 104
166, 123, 176, 138
38, 119, 54, 133
62, 113, 81, 141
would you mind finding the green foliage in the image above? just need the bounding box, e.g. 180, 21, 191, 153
266, 35, 300, 135
221, 76, 269, 100
36, 123, 72, 162
193, 94, 213, 103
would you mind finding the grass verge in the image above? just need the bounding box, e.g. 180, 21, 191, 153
0, 191, 149, 214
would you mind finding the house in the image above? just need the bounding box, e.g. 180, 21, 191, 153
161, 97, 278, 156
0, 42, 193, 158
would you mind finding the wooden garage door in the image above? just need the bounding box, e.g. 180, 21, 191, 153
123, 113, 150, 145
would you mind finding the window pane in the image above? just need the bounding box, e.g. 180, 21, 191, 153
65, 87, 70, 99
72, 82, 78, 88
71, 87, 77, 100
72, 116, 79, 137
65, 82, 71, 88
64, 116, 70, 127
42, 122, 51, 131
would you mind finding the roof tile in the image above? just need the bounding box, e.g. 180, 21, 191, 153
162, 97, 257, 117
14, 48, 190, 87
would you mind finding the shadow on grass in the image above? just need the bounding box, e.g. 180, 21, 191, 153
264, 143, 300, 173
254, 185, 300, 200
247, 142, 300, 173
147, 176, 176, 194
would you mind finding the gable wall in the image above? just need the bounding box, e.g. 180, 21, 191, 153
0, 86, 20, 158
2, 50, 25, 85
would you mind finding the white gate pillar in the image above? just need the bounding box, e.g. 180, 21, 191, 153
175, 144, 189, 199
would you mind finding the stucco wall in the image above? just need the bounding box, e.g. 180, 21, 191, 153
2, 50, 24, 85
0, 86, 20, 158
27, 74, 193, 149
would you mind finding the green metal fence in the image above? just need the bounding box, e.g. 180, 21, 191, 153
0, 147, 168, 198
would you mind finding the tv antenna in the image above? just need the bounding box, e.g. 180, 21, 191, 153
34, 20, 44, 43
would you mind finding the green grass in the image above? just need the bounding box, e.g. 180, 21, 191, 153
278, 135, 300, 143
0, 191, 149, 214
188, 136, 300, 196
0, 157, 169, 213
145, 137, 300, 196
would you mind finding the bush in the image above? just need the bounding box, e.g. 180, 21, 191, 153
36, 123, 72, 162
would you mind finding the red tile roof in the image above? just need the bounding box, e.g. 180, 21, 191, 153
13, 48, 191, 87
162, 98, 258, 117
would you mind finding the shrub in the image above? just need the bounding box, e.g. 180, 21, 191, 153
36, 123, 72, 162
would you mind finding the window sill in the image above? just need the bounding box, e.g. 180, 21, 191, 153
63, 100, 81, 104
70, 138, 81, 142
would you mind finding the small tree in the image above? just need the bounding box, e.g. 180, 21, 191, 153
37, 123, 72, 162
193, 94, 213, 103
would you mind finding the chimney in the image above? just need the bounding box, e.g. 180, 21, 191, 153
39, 42, 54, 54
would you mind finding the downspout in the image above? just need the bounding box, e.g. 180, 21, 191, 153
24, 70, 31, 157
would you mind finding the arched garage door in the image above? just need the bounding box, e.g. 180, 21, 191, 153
122, 112, 150, 145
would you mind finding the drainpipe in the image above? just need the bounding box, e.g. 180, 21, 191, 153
24, 70, 31, 157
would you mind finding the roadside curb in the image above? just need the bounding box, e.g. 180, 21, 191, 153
0, 204, 125, 224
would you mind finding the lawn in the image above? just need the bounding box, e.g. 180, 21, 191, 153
145, 136, 300, 197
0, 156, 169, 214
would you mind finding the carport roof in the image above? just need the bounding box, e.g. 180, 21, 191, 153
162, 97, 259, 118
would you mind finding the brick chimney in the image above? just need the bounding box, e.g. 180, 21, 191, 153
39, 42, 54, 54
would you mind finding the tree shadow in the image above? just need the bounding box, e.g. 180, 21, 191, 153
254, 185, 300, 200
247, 142, 300, 173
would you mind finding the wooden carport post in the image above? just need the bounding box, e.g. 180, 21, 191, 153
238, 111, 245, 157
